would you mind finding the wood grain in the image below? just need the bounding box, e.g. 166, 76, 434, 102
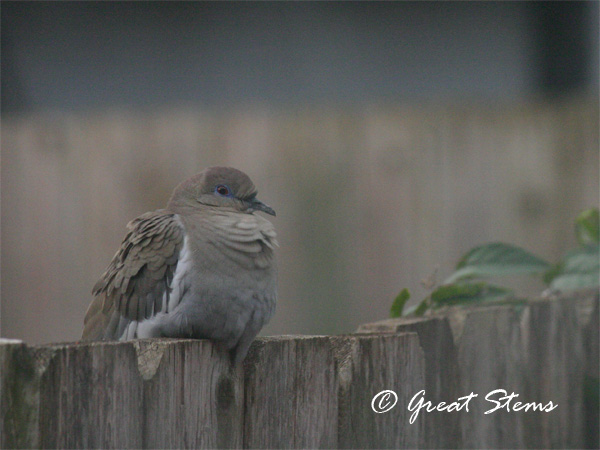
357, 316, 461, 448
335, 333, 425, 449
243, 335, 338, 448
140, 339, 244, 449
36, 341, 144, 449
1, 339, 38, 449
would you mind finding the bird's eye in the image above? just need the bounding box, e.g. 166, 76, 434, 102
215, 185, 231, 197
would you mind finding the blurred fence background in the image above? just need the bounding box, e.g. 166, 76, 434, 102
1, 2, 599, 344
2, 98, 598, 343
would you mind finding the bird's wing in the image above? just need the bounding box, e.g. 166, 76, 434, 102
82, 210, 185, 340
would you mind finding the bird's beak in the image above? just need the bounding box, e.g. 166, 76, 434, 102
249, 198, 276, 216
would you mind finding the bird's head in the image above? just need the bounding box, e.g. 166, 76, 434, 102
168, 166, 276, 216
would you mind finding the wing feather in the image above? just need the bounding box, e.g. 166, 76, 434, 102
83, 210, 185, 340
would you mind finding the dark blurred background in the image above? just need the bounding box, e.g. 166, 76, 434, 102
2, 1, 598, 344
3, 1, 599, 111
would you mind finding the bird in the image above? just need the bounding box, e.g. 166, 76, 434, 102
82, 166, 277, 364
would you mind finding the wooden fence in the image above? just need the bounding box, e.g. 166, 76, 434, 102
2, 290, 598, 449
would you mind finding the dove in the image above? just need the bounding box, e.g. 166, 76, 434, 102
82, 166, 277, 364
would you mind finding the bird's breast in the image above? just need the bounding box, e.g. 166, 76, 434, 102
181, 211, 278, 272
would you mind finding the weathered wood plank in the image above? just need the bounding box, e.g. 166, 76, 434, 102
140, 339, 243, 449
1, 339, 38, 449
358, 293, 598, 449
521, 298, 586, 448
36, 341, 144, 449
582, 292, 599, 449
335, 333, 425, 449
357, 317, 461, 448
454, 306, 528, 449
243, 336, 338, 449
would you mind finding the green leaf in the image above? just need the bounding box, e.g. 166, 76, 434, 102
543, 262, 563, 285
430, 282, 512, 307
412, 298, 430, 316
413, 299, 429, 316
575, 208, 599, 246
444, 242, 551, 284
390, 288, 410, 318
550, 244, 599, 290
403, 298, 429, 317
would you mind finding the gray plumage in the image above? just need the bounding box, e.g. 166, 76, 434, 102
83, 167, 277, 364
